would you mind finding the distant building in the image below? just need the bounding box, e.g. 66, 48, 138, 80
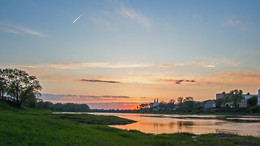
153, 98, 159, 110
216, 92, 226, 100
258, 89, 260, 106
204, 100, 216, 109
241, 89, 260, 107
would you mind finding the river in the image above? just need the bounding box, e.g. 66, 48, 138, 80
88, 112, 260, 137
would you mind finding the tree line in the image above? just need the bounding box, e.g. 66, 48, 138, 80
139, 96, 202, 113
37, 101, 90, 112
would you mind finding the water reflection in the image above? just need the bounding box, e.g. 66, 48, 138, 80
88, 113, 260, 137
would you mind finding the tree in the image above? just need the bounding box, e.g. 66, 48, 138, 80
168, 99, 175, 108
140, 103, 149, 109
0, 69, 8, 98
184, 96, 194, 102
225, 89, 243, 108
169, 99, 175, 104
21, 86, 37, 107
178, 97, 195, 112
159, 101, 167, 109
177, 97, 184, 104
0, 69, 42, 107
37, 101, 90, 112
247, 96, 257, 107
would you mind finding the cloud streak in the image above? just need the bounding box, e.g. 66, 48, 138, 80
19, 58, 240, 70
0, 27, 19, 34
20, 62, 176, 69
73, 12, 86, 24
0, 21, 46, 37
80, 79, 121, 84
41, 93, 130, 102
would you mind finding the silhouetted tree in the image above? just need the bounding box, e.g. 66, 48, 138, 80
178, 97, 195, 112
159, 101, 168, 109
183, 96, 194, 102
22, 87, 37, 107
177, 97, 183, 104
0, 69, 42, 107
140, 103, 149, 109
168, 99, 175, 108
0, 70, 8, 98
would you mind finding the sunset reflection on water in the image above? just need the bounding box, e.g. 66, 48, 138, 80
89, 113, 260, 137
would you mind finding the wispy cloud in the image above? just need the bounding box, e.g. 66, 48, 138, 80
0, 21, 46, 37
41, 93, 130, 102
113, 70, 260, 85
20, 62, 176, 69
19, 58, 240, 70
72, 12, 86, 24
12, 62, 260, 86
118, 4, 151, 28
0, 27, 19, 34
224, 18, 249, 31
189, 57, 241, 68
80, 79, 121, 84
208, 71, 260, 85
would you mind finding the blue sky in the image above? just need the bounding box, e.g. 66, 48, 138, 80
1, 0, 260, 109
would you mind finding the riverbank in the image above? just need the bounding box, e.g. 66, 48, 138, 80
1, 101, 260, 145
90, 106, 260, 116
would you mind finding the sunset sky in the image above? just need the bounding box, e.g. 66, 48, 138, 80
1, 0, 260, 109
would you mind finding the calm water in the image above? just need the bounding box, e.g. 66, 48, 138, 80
88, 112, 260, 137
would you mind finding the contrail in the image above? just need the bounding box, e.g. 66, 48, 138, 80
72, 12, 86, 24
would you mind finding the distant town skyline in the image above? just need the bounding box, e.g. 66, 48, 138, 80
1, 0, 260, 109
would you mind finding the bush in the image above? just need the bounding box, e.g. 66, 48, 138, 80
246, 106, 260, 113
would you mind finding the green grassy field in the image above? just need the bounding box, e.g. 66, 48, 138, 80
1, 101, 260, 145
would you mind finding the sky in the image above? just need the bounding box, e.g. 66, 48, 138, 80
1, 0, 260, 109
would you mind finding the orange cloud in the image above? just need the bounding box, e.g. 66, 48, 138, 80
208, 71, 260, 85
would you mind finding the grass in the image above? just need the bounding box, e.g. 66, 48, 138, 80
1, 100, 260, 145
57, 113, 135, 125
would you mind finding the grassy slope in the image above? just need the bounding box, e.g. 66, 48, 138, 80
1, 101, 260, 145
58, 114, 135, 125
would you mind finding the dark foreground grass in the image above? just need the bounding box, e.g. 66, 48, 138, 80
1, 101, 260, 145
